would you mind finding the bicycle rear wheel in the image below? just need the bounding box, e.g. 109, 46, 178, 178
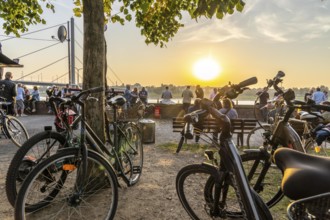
15, 148, 118, 220
120, 122, 143, 185
6, 131, 66, 207
5, 115, 29, 147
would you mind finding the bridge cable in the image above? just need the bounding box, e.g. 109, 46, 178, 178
107, 66, 123, 85
15, 42, 61, 59
51, 72, 68, 82
0, 35, 56, 42
16, 56, 68, 80
0, 23, 66, 42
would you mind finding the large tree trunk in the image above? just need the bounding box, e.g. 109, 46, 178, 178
82, 0, 105, 141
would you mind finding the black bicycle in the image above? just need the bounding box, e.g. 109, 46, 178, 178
5, 96, 80, 207
0, 96, 29, 146
14, 87, 119, 219
176, 77, 330, 219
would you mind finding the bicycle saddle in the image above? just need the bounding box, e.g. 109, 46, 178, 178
274, 148, 330, 200
107, 95, 126, 107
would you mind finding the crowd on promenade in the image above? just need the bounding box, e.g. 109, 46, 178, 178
0, 71, 81, 116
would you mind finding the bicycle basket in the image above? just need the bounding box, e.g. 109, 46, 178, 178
287, 192, 330, 220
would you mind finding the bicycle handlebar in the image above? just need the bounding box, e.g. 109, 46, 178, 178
71, 86, 104, 103
214, 77, 258, 101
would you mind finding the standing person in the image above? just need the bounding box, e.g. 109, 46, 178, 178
161, 86, 173, 103
130, 87, 139, 105
123, 84, 132, 108
182, 85, 194, 113
139, 87, 148, 104
16, 83, 26, 116
0, 72, 17, 115
312, 87, 326, 104
195, 85, 204, 99
31, 86, 40, 112
257, 88, 269, 122
209, 88, 217, 100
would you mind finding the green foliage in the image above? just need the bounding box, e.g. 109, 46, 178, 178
0, 0, 245, 46
70, 0, 245, 47
0, 0, 54, 36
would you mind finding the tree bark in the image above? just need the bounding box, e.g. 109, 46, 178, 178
82, 0, 105, 141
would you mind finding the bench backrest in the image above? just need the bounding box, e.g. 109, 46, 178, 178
172, 117, 258, 134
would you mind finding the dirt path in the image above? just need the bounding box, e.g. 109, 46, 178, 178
0, 118, 203, 220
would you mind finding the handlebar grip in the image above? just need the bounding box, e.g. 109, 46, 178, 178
275, 70, 285, 79
237, 77, 258, 88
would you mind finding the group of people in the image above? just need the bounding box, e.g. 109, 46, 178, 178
0, 72, 40, 117
304, 87, 328, 104
45, 84, 81, 113
124, 85, 148, 107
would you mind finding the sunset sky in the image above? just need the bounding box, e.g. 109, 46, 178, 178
1, 0, 329, 88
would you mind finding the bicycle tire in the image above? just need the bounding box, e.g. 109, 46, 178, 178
4, 115, 29, 147
5, 131, 66, 207
204, 151, 283, 209
304, 138, 328, 157
15, 148, 118, 220
246, 125, 271, 149
240, 151, 283, 208
176, 163, 249, 219
120, 122, 143, 185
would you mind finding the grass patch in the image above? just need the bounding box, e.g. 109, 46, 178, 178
158, 142, 213, 154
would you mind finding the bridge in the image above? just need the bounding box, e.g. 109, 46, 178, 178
14, 80, 70, 87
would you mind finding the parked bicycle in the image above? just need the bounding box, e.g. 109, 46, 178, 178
14, 87, 120, 219
175, 77, 330, 219
5, 96, 80, 207
0, 96, 29, 147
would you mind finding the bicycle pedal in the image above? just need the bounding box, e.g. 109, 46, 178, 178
132, 166, 142, 174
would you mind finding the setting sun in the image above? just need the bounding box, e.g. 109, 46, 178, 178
193, 57, 222, 81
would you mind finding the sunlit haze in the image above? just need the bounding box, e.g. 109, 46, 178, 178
193, 57, 221, 81
0, 0, 329, 88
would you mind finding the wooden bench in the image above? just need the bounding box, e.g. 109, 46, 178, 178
172, 117, 258, 146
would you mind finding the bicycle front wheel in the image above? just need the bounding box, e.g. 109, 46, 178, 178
15, 148, 118, 220
304, 138, 329, 157
6, 131, 66, 207
241, 151, 283, 208
5, 115, 29, 147
176, 164, 244, 219
203, 151, 283, 209
247, 125, 271, 149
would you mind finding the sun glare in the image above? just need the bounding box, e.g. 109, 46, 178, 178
193, 57, 222, 81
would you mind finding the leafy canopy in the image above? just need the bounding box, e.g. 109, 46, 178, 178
0, 0, 245, 47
